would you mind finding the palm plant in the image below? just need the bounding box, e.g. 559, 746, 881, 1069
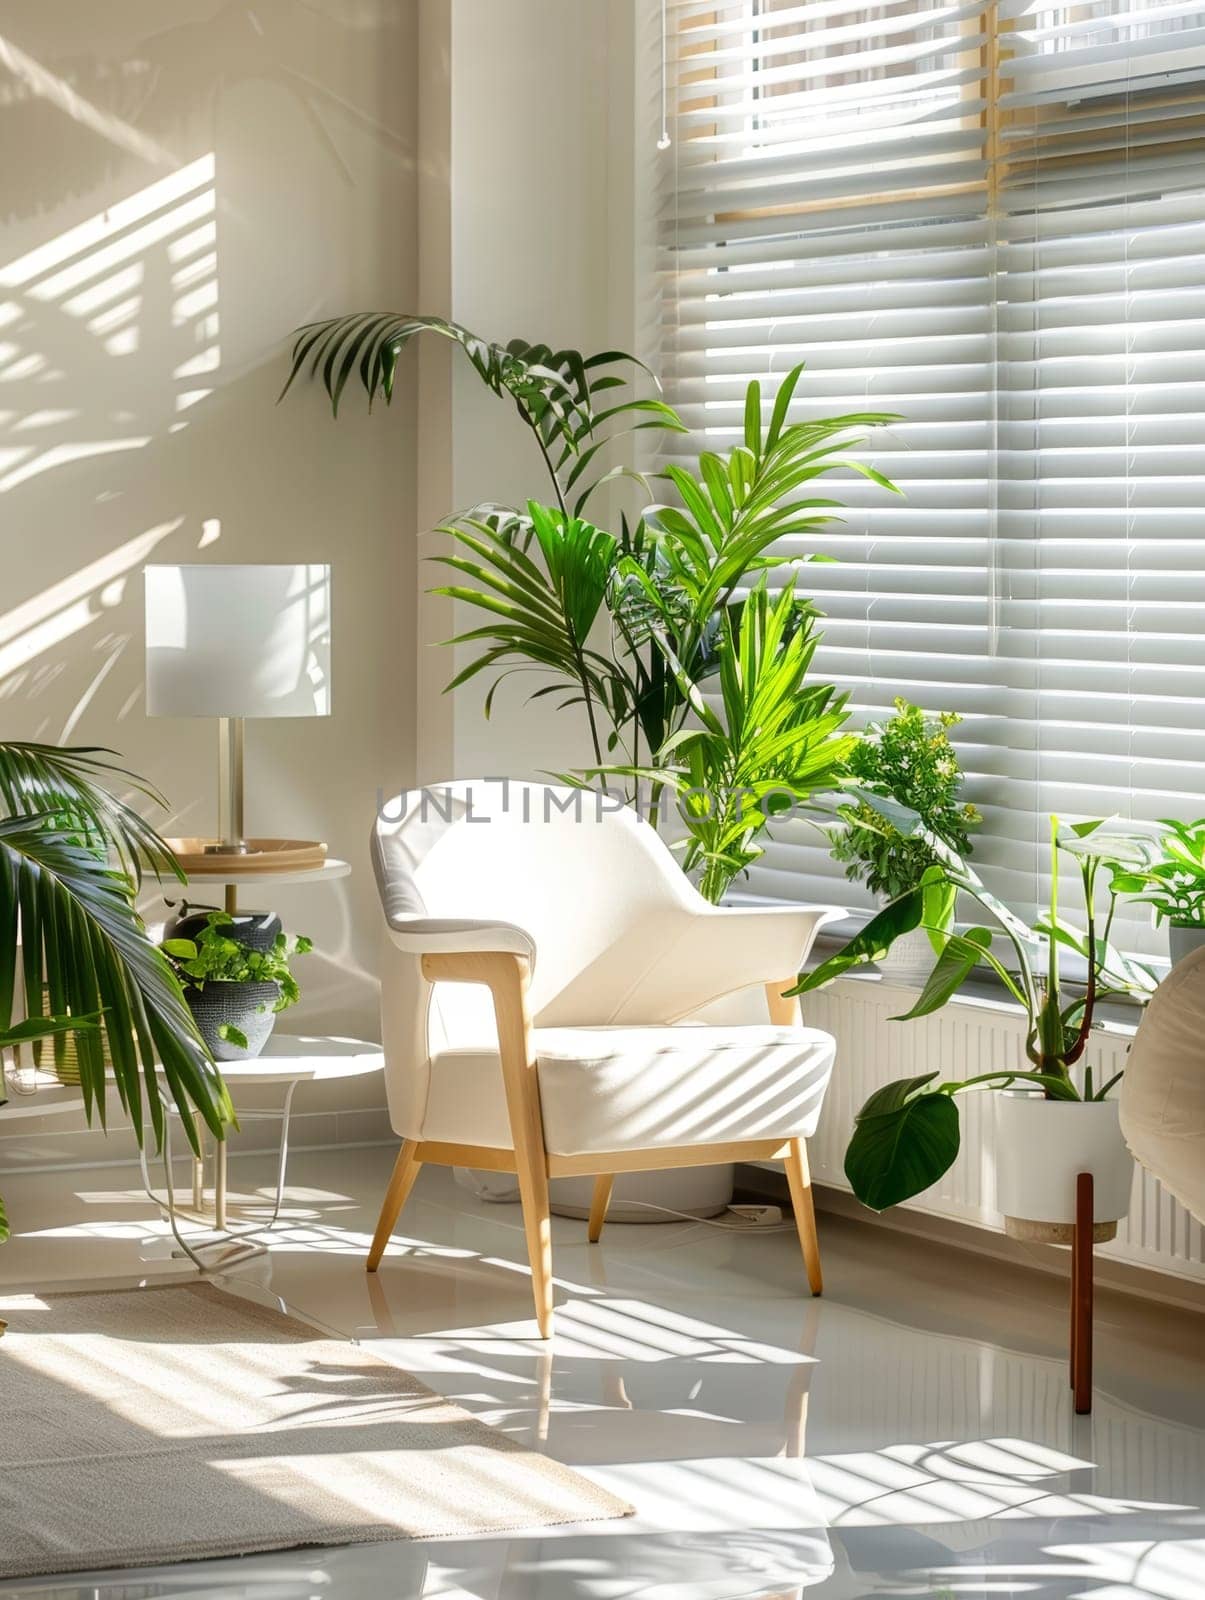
0, 743, 234, 1243
283, 319, 900, 899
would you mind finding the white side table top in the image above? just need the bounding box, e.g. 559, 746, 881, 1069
173, 858, 352, 889
0, 1034, 383, 1118
213, 1033, 383, 1085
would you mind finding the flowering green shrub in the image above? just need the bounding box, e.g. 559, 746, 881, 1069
830, 699, 980, 900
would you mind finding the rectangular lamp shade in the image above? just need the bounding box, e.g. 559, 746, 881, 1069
145, 564, 331, 719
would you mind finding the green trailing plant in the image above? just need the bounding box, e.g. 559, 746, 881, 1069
162, 913, 312, 1051
830, 700, 981, 900
1110, 817, 1205, 928
789, 815, 1159, 1211
0, 743, 235, 1243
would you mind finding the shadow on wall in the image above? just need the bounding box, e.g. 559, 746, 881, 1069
0, 2, 420, 1038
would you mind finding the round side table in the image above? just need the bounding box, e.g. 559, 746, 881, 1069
140, 1033, 383, 1269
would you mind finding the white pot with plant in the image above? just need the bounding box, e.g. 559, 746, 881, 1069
828, 700, 980, 986
162, 912, 312, 1062
792, 814, 1159, 1241
1108, 817, 1205, 970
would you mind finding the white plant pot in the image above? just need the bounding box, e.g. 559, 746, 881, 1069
550, 1164, 735, 1223
994, 1091, 1134, 1244
456, 1162, 735, 1222
1168, 922, 1205, 969
875, 924, 937, 987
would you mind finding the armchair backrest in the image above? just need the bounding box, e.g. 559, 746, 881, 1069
372, 781, 714, 1134
373, 779, 701, 1009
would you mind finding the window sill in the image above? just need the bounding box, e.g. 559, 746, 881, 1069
816, 963, 1141, 1040
724, 894, 1155, 1038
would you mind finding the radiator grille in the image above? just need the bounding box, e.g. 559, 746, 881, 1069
802, 980, 1205, 1284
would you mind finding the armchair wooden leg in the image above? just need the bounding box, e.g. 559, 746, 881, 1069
587, 1174, 614, 1242
785, 1138, 823, 1296
367, 1140, 423, 1272
514, 1135, 555, 1337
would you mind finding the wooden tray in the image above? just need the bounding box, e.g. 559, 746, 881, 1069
166, 838, 328, 875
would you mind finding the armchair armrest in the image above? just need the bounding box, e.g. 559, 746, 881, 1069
682, 902, 846, 987
607, 901, 846, 1023
386, 916, 536, 964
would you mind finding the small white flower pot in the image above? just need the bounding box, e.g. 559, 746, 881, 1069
875, 924, 937, 987
994, 1091, 1134, 1245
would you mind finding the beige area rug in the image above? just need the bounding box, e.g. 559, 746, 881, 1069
0, 1282, 631, 1579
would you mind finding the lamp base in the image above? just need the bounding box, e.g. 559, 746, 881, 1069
166, 838, 328, 875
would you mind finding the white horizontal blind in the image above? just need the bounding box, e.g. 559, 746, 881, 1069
996, 2, 1205, 939
659, 0, 1205, 944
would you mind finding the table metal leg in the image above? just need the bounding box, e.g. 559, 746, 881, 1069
192, 1111, 205, 1211
265, 1079, 299, 1228
138, 1080, 301, 1270
160, 1111, 210, 1272
215, 1137, 228, 1231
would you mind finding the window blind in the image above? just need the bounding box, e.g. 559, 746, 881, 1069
660, 0, 1205, 946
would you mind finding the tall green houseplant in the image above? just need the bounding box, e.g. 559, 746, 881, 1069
283, 315, 899, 900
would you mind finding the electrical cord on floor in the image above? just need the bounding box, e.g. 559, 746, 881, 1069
602, 1199, 795, 1231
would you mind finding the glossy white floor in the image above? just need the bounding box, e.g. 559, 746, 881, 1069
1, 1144, 1203, 1599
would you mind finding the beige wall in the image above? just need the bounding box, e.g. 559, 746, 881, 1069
416, 0, 652, 783
0, 1, 418, 1157
0, 0, 647, 1169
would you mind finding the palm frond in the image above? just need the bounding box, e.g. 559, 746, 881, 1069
0, 814, 233, 1150
643, 366, 900, 655
280, 314, 686, 512
0, 742, 184, 891
429, 503, 635, 764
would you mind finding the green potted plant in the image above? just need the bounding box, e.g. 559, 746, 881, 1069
1109, 817, 1205, 968
162, 913, 312, 1062
281, 319, 896, 1221
790, 816, 1158, 1240
283, 320, 899, 904
828, 700, 980, 984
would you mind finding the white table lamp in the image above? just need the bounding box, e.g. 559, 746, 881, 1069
145, 563, 331, 856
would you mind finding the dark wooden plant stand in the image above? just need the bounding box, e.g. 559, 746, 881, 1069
1070, 1172, 1095, 1414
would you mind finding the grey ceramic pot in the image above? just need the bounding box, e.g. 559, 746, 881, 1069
185, 979, 280, 1061
166, 909, 281, 953
1168, 922, 1205, 968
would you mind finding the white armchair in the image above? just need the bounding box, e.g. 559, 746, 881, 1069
368, 780, 842, 1336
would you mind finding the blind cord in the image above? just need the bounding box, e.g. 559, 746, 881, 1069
657, 0, 671, 150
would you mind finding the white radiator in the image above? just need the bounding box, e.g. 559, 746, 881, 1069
800, 978, 1205, 1286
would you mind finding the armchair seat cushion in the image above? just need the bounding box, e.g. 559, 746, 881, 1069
422, 1023, 836, 1155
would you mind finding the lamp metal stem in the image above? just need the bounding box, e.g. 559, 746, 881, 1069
213, 716, 248, 854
